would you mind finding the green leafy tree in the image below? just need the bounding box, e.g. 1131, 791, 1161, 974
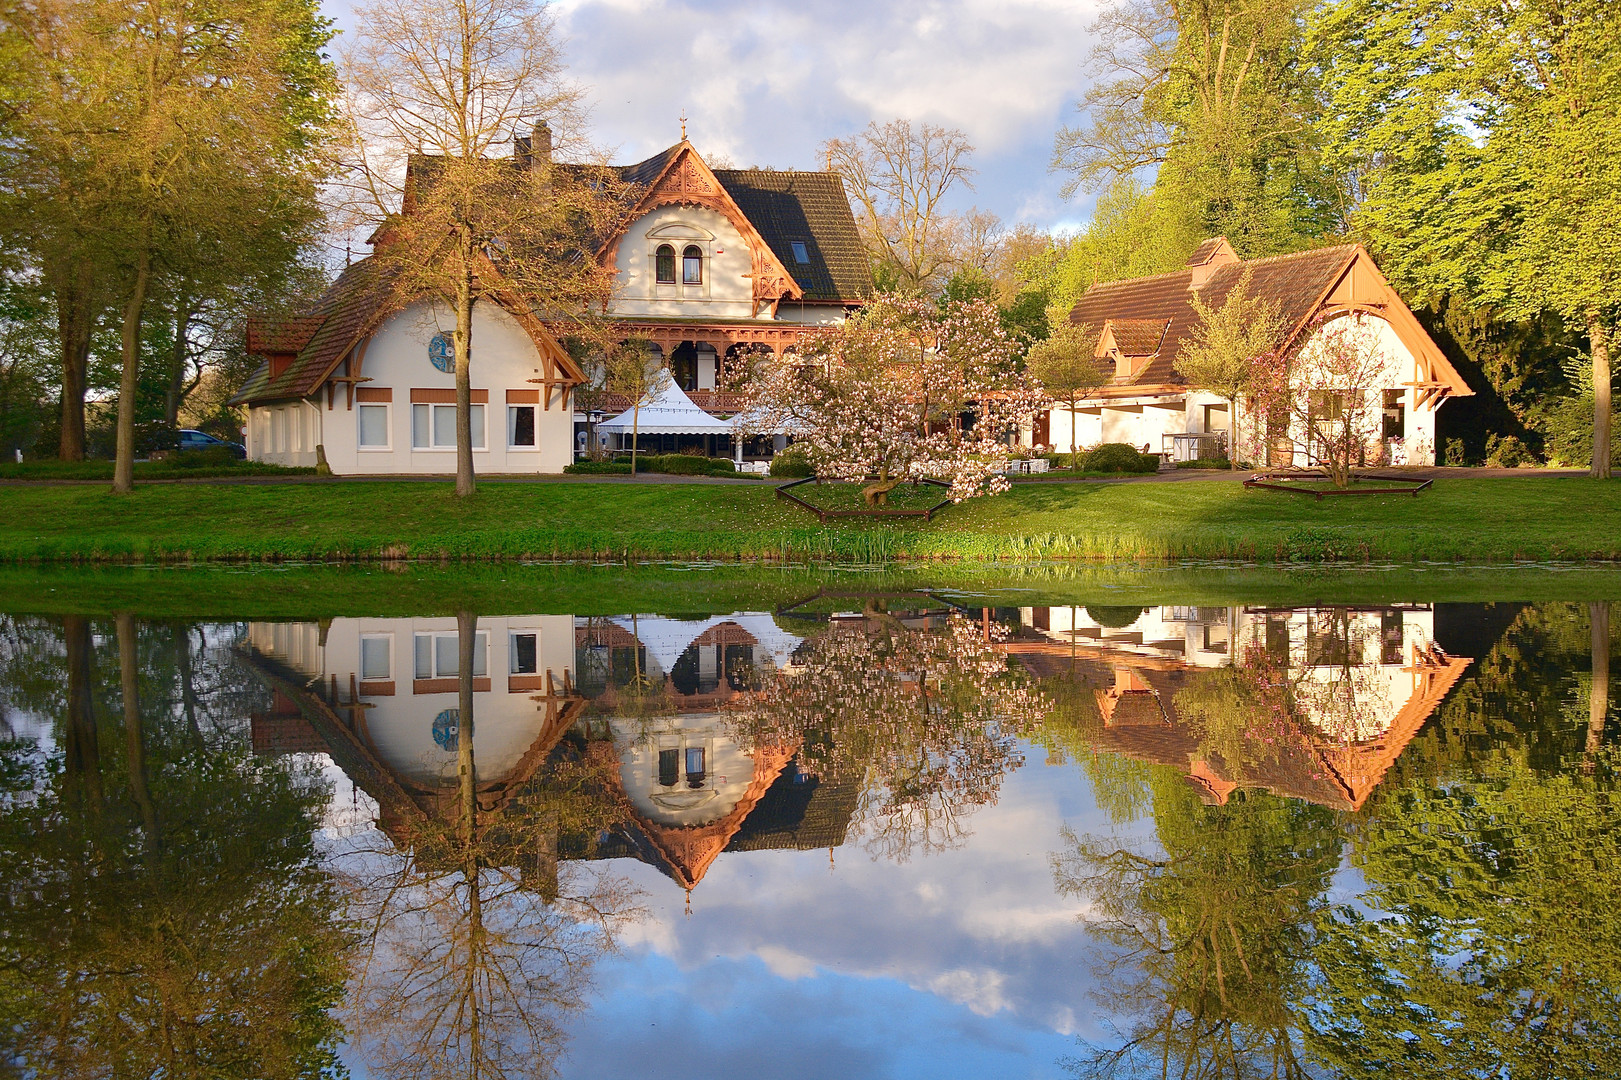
0, 615, 351, 1078
1054, 772, 1339, 1079
1026, 321, 1103, 467
600, 338, 670, 476
1312, 756, 1621, 1077
1054, 0, 1338, 256
1179, 267, 1283, 467
1312, 0, 1620, 477
5, 0, 336, 489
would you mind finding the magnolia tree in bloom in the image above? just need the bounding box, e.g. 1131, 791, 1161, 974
724, 608, 1049, 859
732, 295, 1047, 505
1252, 314, 1393, 488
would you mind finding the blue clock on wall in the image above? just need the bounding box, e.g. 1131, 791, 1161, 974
429, 332, 454, 373
432, 708, 460, 752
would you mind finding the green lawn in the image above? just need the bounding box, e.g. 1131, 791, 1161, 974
0, 474, 1617, 563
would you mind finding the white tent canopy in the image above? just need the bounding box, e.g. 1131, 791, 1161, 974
596, 382, 734, 435
608, 613, 804, 675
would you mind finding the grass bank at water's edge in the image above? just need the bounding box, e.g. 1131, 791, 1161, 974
1, 475, 1618, 564
3, 562, 1621, 619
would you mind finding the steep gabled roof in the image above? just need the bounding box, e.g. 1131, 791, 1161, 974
1068, 240, 1472, 398
713, 169, 873, 302
232, 259, 400, 406
1071, 244, 1362, 387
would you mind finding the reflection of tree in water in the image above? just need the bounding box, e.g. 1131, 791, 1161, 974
728, 605, 1048, 860
1053, 762, 1339, 1080
338, 612, 644, 1080
1046, 601, 1620, 1079
1311, 753, 1621, 1078
0, 615, 349, 1078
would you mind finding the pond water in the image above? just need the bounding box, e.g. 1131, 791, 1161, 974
1, 575, 1617, 1079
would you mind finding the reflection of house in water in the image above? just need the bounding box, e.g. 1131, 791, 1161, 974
241, 613, 856, 896
1008, 605, 1473, 811
243, 616, 586, 849
576, 614, 856, 894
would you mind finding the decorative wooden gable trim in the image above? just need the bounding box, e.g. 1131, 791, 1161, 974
600, 142, 805, 316
1281, 246, 1472, 409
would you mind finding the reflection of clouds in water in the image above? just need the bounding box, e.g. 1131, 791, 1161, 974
574, 750, 1153, 1069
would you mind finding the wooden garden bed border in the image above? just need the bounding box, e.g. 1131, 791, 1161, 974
1244, 469, 1433, 501
775, 476, 954, 522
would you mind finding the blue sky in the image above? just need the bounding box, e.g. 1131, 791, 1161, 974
327, 0, 1108, 233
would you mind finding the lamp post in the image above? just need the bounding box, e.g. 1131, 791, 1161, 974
587, 409, 604, 459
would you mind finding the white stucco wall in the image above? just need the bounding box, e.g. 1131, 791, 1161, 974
248, 615, 577, 789
248, 299, 573, 475
611, 714, 759, 829
611, 206, 757, 320
1043, 314, 1443, 466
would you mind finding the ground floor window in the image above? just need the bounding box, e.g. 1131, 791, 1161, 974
1382, 389, 1405, 441
360, 634, 392, 679
412, 403, 484, 449
508, 405, 536, 448
358, 404, 390, 448
510, 631, 538, 673
413, 631, 489, 679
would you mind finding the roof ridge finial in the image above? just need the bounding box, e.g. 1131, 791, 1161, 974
680, 111, 687, 142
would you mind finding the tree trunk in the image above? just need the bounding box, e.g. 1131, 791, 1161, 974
862, 465, 900, 507
457, 609, 477, 847
164, 297, 193, 428
1590, 310, 1612, 480
112, 248, 152, 494
1229, 395, 1240, 469
62, 615, 103, 817
1069, 396, 1080, 471
53, 259, 96, 461
117, 613, 159, 849
454, 231, 477, 499
1590, 601, 1611, 756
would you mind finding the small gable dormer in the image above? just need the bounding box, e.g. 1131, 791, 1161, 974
1098, 318, 1170, 380
1185, 237, 1240, 291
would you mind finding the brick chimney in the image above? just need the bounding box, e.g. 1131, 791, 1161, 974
515, 120, 553, 168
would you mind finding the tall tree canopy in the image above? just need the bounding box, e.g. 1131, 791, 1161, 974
341, 0, 621, 498
3, 0, 336, 480
1053, 0, 1339, 258
1312, 0, 1620, 477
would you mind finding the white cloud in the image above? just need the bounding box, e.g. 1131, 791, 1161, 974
550, 0, 1106, 225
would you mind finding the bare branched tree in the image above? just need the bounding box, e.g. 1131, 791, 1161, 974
339, 0, 620, 497
821, 120, 978, 293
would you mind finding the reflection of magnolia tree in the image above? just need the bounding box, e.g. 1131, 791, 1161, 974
1177, 622, 1388, 778
1311, 755, 1621, 1077
0, 616, 350, 1077
340, 613, 643, 1080
728, 608, 1047, 860
1053, 768, 1339, 1080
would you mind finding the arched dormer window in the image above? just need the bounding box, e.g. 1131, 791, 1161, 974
655, 244, 676, 285
682, 245, 704, 285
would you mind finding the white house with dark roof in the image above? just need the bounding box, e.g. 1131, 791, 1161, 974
1048, 238, 1473, 467
231, 126, 871, 474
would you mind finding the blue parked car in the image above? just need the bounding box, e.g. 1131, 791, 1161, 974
178, 428, 246, 458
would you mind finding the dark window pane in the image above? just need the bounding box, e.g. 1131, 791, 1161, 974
658, 749, 679, 787
511, 633, 537, 674
655, 245, 676, 284
510, 405, 535, 447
